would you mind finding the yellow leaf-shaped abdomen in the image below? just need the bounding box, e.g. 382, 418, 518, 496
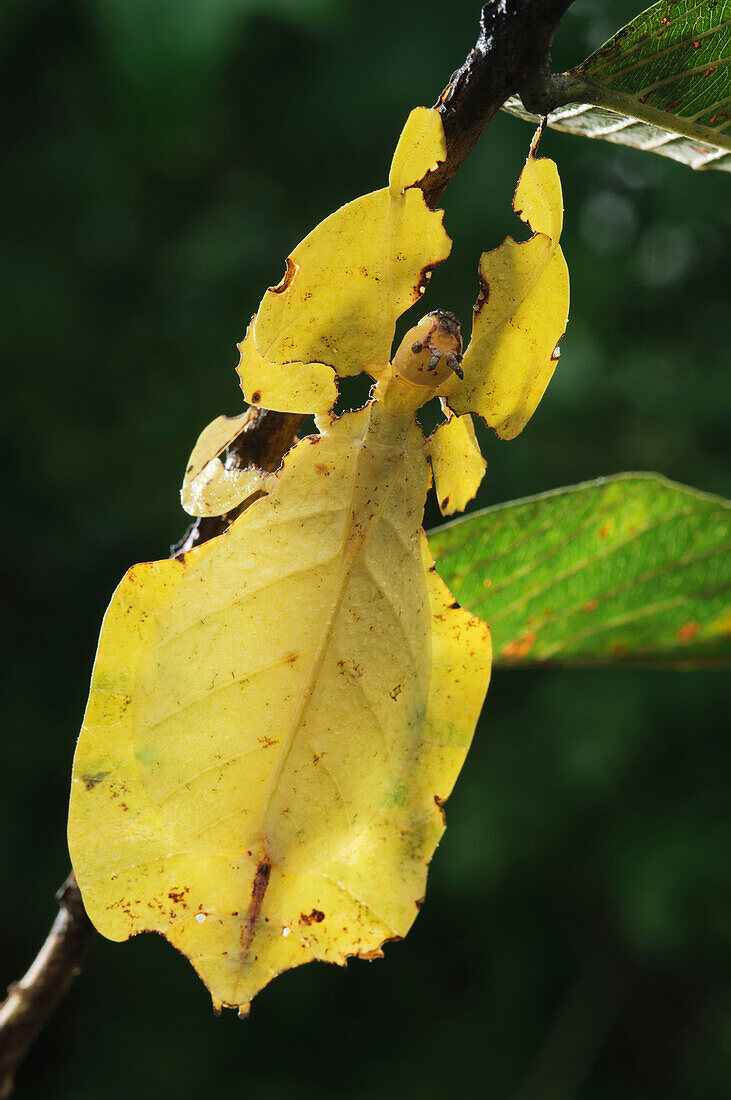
69, 403, 490, 1012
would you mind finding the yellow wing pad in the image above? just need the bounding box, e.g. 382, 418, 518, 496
236, 107, 451, 413
181, 412, 272, 517
427, 411, 486, 518
446, 152, 570, 440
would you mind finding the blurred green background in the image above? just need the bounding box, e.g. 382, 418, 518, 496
1, 1, 729, 1096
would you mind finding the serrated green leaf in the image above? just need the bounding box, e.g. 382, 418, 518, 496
503, 0, 731, 172
429, 475, 731, 668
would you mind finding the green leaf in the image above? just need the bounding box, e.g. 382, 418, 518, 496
503, 0, 731, 173
429, 474, 731, 668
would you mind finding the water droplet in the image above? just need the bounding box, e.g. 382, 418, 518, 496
196, 913, 206, 923
282, 927, 291, 937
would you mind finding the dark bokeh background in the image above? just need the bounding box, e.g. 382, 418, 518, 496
2, 1, 729, 1096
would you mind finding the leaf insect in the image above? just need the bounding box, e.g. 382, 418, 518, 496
69, 108, 568, 1015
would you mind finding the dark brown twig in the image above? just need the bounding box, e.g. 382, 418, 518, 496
0, 0, 577, 1091
0, 875, 94, 1098
423, 0, 577, 206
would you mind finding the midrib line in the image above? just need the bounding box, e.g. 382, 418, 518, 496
257, 412, 406, 849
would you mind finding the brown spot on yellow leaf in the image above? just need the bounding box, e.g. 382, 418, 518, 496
270, 256, 297, 294
299, 909, 325, 926
81, 772, 109, 791
337, 657, 363, 679
474, 275, 490, 316
242, 859, 272, 955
